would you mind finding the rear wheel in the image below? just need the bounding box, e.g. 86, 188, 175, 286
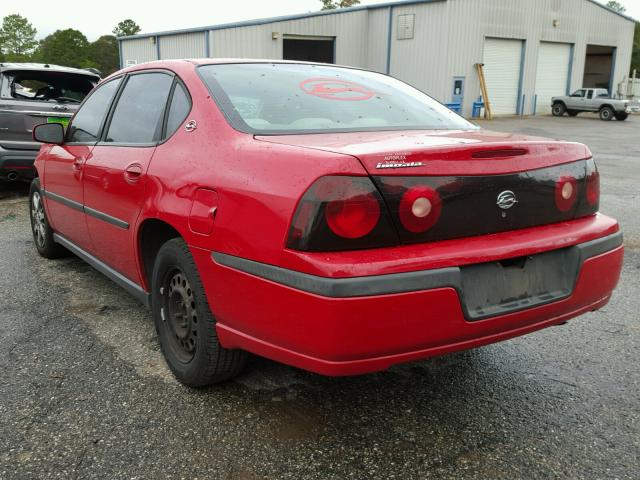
552, 103, 566, 116
152, 238, 247, 386
599, 106, 614, 121
614, 112, 628, 121
29, 179, 67, 259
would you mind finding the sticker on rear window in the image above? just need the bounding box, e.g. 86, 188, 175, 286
299, 77, 375, 101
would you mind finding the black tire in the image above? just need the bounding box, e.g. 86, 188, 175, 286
152, 238, 247, 386
567, 110, 578, 117
599, 106, 614, 121
614, 112, 628, 121
552, 103, 566, 116
29, 179, 67, 259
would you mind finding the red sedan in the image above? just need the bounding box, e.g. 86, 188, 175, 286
29, 60, 623, 386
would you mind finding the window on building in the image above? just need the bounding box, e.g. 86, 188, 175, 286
397, 14, 415, 40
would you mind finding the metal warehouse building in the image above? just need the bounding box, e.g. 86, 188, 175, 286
118, 0, 635, 117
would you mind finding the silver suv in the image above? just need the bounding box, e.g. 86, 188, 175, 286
551, 88, 630, 121
0, 63, 99, 182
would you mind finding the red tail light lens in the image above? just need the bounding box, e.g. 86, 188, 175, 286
287, 176, 397, 251
555, 176, 578, 212
398, 186, 442, 233
585, 159, 600, 206
325, 187, 380, 238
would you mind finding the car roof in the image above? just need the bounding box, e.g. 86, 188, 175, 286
0, 62, 100, 78
186, 58, 336, 66
114, 58, 365, 78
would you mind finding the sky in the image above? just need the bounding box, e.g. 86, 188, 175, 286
4, 0, 639, 41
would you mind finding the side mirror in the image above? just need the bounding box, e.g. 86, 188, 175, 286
33, 123, 65, 144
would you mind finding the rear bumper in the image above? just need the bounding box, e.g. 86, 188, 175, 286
194, 223, 623, 376
0, 146, 37, 181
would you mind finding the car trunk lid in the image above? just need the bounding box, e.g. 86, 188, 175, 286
254, 129, 590, 176
257, 129, 597, 246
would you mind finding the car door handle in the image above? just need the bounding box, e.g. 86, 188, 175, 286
124, 163, 143, 182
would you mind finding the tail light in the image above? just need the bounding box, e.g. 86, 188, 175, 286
398, 186, 442, 233
287, 160, 601, 252
585, 158, 600, 206
286, 176, 397, 251
555, 176, 578, 212
324, 181, 380, 239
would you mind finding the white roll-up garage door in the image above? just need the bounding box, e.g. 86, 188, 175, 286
483, 38, 523, 115
534, 42, 572, 115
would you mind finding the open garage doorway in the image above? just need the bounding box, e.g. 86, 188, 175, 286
283, 36, 335, 63
583, 45, 615, 92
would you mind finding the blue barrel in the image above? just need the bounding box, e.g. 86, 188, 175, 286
472, 101, 485, 118
445, 102, 461, 114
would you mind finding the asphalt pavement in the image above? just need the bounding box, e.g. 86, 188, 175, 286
0, 114, 638, 479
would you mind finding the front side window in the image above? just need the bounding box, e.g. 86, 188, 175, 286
198, 63, 476, 134
105, 73, 173, 144
66, 77, 122, 143
571, 89, 586, 98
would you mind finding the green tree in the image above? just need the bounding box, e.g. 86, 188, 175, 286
0, 14, 38, 61
88, 35, 119, 75
605, 1, 626, 13
34, 29, 90, 68
320, 0, 360, 10
113, 19, 141, 37
632, 23, 640, 76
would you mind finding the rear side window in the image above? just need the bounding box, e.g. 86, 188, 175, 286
105, 73, 173, 144
67, 77, 122, 143
165, 83, 191, 138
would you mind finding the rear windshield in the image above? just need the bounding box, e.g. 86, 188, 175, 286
2, 70, 97, 104
198, 63, 476, 134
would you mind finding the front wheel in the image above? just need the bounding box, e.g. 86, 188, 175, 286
152, 238, 247, 387
614, 112, 628, 121
599, 106, 614, 121
29, 179, 67, 259
552, 103, 566, 116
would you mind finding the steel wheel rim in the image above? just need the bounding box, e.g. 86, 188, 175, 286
161, 268, 198, 363
602, 109, 611, 119
31, 191, 46, 249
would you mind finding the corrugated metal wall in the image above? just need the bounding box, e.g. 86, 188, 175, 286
119, 0, 635, 116
159, 32, 206, 59
389, 1, 451, 102
366, 7, 391, 74
121, 37, 157, 65
385, 0, 634, 115
209, 10, 369, 67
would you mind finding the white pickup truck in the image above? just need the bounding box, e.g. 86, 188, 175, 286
551, 88, 631, 121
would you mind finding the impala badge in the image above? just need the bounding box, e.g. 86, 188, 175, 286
496, 190, 518, 210
376, 153, 423, 169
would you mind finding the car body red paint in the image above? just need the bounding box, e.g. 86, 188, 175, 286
33, 60, 623, 378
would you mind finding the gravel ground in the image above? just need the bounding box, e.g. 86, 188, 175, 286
0, 114, 638, 479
